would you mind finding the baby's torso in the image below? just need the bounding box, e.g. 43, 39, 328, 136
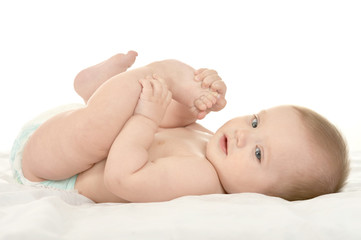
75, 124, 222, 203
149, 126, 210, 161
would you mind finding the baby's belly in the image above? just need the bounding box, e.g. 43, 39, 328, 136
75, 160, 129, 203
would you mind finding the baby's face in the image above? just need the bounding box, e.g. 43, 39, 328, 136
206, 105, 317, 195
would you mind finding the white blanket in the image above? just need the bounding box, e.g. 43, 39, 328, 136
1, 151, 361, 240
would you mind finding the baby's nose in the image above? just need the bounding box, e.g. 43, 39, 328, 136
235, 129, 248, 148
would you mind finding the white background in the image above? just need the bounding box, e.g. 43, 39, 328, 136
0, 0, 360, 152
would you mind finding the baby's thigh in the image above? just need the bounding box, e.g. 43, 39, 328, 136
75, 160, 127, 203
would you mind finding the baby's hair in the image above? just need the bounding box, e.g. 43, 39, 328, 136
277, 106, 349, 201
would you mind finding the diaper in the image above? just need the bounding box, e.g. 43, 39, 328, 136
9, 103, 85, 191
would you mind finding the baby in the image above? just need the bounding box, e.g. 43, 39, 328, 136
10, 51, 349, 203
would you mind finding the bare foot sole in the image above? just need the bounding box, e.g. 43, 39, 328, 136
74, 51, 138, 102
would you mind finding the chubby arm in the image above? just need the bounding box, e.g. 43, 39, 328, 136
104, 76, 170, 178
105, 153, 222, 202
103, 76, 222, 202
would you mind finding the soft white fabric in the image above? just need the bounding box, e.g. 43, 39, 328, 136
1, 151, 361, 240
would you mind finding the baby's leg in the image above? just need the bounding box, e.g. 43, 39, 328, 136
22, 66, 152, 182
21, 58, 218, 182
74, 51, 138, 103
147, 60, 221, 126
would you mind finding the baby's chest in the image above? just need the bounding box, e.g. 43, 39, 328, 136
148, 128, 209, 161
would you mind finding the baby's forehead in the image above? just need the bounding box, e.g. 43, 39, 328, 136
263, 107, 305, 138
262, 105, 298, 118
267, 133, 316, 177
265, 115, 313, 166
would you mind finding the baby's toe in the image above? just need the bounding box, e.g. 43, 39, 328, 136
206, 92, 218, 105
202, 96, 213, 108
194, 98, 207, 111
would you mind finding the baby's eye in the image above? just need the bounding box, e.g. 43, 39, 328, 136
252, 115, 258, 128
255, 147, 262, 161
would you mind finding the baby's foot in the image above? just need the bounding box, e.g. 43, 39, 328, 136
153, 61, 224, 119
134, 75, 172, 125
184, 68, 227, 119
191, 91, 220, 119
74, 51, 138, 102
194, 68, 227, 115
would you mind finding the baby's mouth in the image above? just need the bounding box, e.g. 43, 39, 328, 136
220, 135, 228, 155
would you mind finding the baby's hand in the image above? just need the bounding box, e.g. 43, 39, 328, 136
134, 75, 172, 125
194, 68, 227, 113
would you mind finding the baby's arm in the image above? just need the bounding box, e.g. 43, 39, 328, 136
104, 76, 171, 199
103, 76, 221, 202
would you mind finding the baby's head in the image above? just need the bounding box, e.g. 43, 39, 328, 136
206, 105, 349, 201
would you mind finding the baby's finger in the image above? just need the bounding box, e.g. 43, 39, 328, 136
200, 95, 213, 108
141, 78, 153, 90
150, 78, 162, 97
152, 74, 169, 98
139, 78, 153, 99
201, 74, 222, 89
206, 92, 218, 105
196, 69, 218, 82
152, 74, 166, 84
213, 97, 227, 111
210, 80, 227, 95
194, 98, 207, 111
194, 68, 208, 81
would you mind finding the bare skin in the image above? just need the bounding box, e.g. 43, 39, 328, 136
21, 52, 326, 203
22, 52, 227, 203
74, 51, 139, 103
103, 76, 226, 202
